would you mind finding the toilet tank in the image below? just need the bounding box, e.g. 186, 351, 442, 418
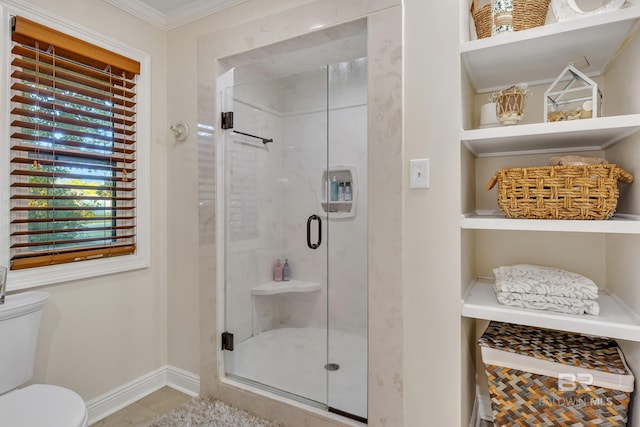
0, 291, 50, 395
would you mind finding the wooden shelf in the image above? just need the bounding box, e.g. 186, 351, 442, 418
462, 279, 640, 342
251, 280, 321, 296
461, 6, 640, 92
462, 114, 640, 157
461, 211, 640, 234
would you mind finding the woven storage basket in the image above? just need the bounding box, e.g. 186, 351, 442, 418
486, 164, 633, 220
471, 0, 551, 39
479, 322, 634, 426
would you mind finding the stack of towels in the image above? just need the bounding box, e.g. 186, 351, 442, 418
493, 264, 600, 315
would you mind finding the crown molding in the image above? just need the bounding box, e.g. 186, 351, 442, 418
166, 0, 249, 29
103, 0, 166, 29
104, 0, 249, 31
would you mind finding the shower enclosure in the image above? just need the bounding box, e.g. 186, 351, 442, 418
216, 21, 368, 422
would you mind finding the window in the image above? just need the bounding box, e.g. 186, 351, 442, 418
5, 14, 147, 281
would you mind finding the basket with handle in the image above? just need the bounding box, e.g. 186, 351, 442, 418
486, 164, 634, 220
471, 0, 551, 39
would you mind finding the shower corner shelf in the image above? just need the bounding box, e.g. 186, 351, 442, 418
251, 280, 322, 295
319, 165, 358, 219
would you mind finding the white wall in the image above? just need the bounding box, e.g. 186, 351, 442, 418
6, 0, 169, 402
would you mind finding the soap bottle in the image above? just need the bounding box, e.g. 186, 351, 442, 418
283, 259, 291, 281
344, 181, 353, 201
338, 182, 345, 201
273, 259, 283, 282
330, 176, 339, 201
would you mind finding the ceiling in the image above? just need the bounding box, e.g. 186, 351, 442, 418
104, 0, 247, 30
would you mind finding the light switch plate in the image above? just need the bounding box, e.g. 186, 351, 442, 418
410, 159, 430, 189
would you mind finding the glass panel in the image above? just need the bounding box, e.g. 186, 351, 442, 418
222, 66, 330, 406
326, 57, 368, 420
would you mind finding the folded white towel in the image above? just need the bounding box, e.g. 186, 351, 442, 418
495, 290, 600, 315
493, 264, 599, 301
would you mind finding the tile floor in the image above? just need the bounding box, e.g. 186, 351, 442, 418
90, 387, 192, 426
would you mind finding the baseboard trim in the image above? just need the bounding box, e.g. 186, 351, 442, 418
166, 365, 200, 396
86, 365, 200, 425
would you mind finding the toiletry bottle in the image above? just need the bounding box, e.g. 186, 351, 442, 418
283, 259, 291, 281
492, 0, 514, 35
273, 259, 283, 282
344, 181, 352, 201
330, 176, 339, 201
338, 182, 345, 201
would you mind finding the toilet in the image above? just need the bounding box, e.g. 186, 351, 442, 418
0, 291, 88, 427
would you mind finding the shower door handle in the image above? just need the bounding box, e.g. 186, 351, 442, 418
307, 215, 322, 249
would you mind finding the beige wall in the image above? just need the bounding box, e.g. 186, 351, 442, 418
11, 0, 170, 401
404, 0, 462, 425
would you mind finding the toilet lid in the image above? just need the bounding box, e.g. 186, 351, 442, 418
0, 384, 88, 427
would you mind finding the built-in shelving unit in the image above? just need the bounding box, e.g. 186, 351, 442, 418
460, 4, 640, 331
459, 2, 640, 423
250, 280, 321, 296
461, 211, 640, 233
461, 7, 640, 92
462, 114, 640, 157
462, 279, 640, 342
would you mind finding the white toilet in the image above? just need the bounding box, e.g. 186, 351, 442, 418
0, 291, 88, 427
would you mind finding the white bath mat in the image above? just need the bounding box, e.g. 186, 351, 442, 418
149, 395, 280, 427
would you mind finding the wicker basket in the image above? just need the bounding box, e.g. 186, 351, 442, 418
471, 0, 551, 39
479, 322, 634, 426
486, 164, 633, 220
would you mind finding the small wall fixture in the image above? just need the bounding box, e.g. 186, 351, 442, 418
170, 122, 189, 143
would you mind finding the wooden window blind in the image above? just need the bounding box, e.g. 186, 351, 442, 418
9, 16, 140, 270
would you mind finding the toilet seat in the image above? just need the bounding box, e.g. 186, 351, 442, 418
0, 384, 88, 427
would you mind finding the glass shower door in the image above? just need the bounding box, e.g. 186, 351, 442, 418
220, 67, 330, 407
325, 58, 368, 422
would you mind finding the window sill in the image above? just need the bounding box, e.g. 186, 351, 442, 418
7, 252, 149, 291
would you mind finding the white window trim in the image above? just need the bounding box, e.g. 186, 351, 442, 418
0, 0, 151, 291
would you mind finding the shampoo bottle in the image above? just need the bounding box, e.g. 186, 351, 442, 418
330, 176, 339, 201
344, 181, 353, 201
273, 259, 283, 282
283, 259, 291, 281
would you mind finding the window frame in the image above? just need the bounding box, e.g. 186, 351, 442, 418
0, 1, 150, 291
